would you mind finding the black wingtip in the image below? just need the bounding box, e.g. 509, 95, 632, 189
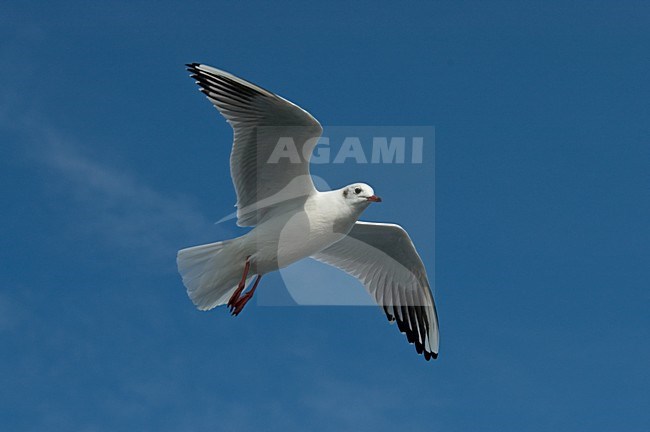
383, 305, 395, 321
186, 63, 201, 73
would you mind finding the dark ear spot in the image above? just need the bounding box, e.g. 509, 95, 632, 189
343, 189, 348, 197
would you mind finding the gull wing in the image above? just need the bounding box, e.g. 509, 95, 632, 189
187, 63, 323, 226
312, 221, 439, 360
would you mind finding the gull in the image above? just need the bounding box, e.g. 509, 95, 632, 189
177, 63, 439, 360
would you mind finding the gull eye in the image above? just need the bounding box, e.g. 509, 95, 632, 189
354, 187, 362, 194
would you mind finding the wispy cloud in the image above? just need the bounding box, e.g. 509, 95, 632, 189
42, 131, 213, 258
0, 289, 28, 334
3, 114, 221, 269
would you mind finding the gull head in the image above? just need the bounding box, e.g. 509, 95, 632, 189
342, 183, 382, 207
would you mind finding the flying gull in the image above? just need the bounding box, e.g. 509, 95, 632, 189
177, 63, 439, 360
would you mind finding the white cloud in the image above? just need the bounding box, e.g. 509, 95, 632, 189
1, 112, 223, 270
43, 134, 222, 267
0, 290, 27, 333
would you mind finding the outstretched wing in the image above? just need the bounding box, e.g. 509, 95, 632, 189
312, 221, 439, 360
187, 63, 323, 226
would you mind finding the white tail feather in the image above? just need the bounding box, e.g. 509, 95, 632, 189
177, 238, 250, 310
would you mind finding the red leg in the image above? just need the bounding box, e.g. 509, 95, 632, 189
227, 257, 250, 311
231, 275, 263, 316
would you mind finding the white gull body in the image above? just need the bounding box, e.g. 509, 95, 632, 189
177, 64, 439, 360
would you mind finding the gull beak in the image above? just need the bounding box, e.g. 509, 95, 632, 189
367, 195, 382, 202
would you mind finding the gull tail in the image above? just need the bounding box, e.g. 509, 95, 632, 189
177, 237, 251, 311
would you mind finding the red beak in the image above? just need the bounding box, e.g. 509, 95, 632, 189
367, 195, 382, 202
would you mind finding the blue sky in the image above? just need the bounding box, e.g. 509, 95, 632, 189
1, 1, 649, 431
